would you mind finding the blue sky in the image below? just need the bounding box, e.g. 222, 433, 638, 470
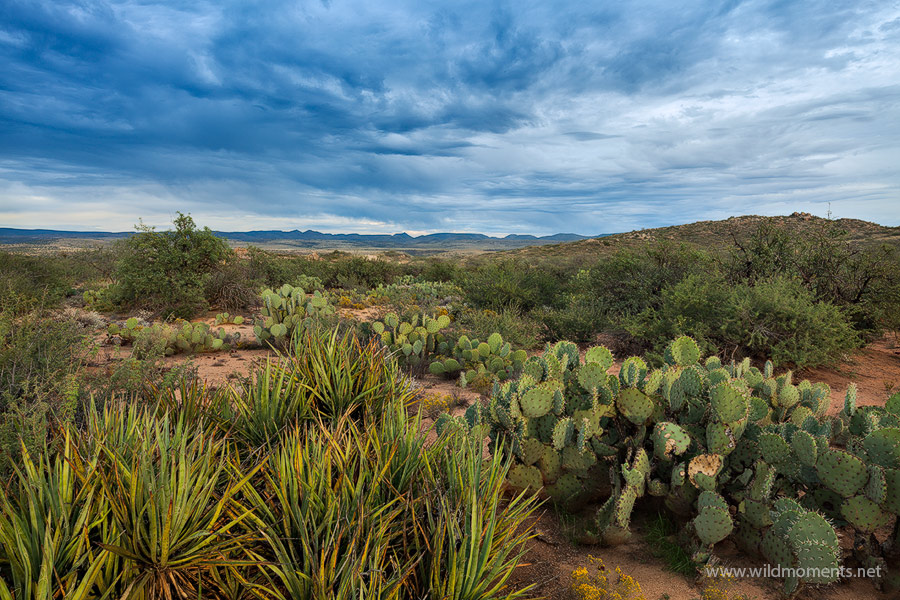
1, 0, 898, 234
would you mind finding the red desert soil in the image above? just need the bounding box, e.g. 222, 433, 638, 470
92, 326, 900, 599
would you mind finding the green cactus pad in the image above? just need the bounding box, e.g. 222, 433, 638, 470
678, 366, 703, 397
791, 430, 818, 467
562, 446, 596, 472
698, 490, 729, 512
618, 356, 648, 388
794, 540, 840, 584
652, 422, 691, 460
616, 388, 654, 425
816, 449, 868, 498
706, 422, 736, 455
552, 417, 574, 451
762, 530, 795, 570
710, 382, 747, 423
544, 472, 582, 505
693, 506, 733, 546
787, 511, 838, 549
749, 461, 776, 502
756, 432, 789, 464
863, 465, 887, 504
577, 363, 607, 393
519, 438, 545, 466
668, 336, 701, 366
538, 445, 561, 483
521, 385, 554, 418
614, 486, 638, 528
862, 428, 900, 469
885, 392, 900, 416
590, 438, 618, 457
841, 495, 891, 533
581, 346, 612, 371
883, 468, 900, 515
742, 499, 773, 529
507, 464, 543, 492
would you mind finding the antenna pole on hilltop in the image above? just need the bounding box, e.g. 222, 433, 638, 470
827, 202, 832, 220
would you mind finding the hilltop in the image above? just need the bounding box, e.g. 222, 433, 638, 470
502, 212, 900, 262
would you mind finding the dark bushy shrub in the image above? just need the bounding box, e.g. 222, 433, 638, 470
115, 213, 231, 318
626, 274, 859, 367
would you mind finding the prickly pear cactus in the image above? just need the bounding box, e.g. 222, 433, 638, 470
371, 312, 450, 371
254, 284, 334, 345
428, 331, 527, 386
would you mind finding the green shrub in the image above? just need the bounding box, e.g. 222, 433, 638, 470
728, 221, 900, 336
329, 255, 399, 290
539, 296, 607, 343
115, 213, 231, 318
455, 307, 543, 349
456, 259, 566, 312
0, 252, 74, 310
0, 302, 88, 472
626, 274, 859, 367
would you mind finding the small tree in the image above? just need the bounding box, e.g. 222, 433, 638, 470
115, 213, 231, 318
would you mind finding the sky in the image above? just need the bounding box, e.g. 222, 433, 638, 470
1, 0, 899, 235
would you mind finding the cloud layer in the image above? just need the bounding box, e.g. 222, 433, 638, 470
1, 0, 898, 233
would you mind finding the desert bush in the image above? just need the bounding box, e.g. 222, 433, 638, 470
456, 259, 566, 312
0, 251, 74, 310
626, 274, 858, 367
328, 255, 399, 290
455, 307, 543, 349
728, 221, 900, 335
204, 257, 260, 312
0, 301, 88, 471
539, 296, 607, 343
115, 213, 231, 318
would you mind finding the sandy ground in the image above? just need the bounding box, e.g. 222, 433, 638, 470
90, 321, 900, 599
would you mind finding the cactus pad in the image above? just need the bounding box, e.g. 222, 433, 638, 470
791, 430, 818, 467
507, 464, 543, 492
758, 432, 791, 464
521, 385, 555, 418
584, 345, 614, 370
862, 428, 900, 469
711, 382, 747, 422
616, 388, 653, 425
668, 336, 701, 366
841, 495, 890, 533
652, 422, 691, 459
694, 506, 733, 546
816, 449, 867, 498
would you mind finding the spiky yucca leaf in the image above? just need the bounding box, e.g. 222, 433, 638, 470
96, 416, 260, 600
0, 431, 113, 600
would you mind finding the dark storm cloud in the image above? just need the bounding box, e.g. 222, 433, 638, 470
0, 0, 898, 233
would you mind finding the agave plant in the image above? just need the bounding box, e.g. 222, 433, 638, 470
0, 431, 112, 600
95, 416, 260, 599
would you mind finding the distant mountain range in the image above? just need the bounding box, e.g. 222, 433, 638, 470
0, 227, 592, 251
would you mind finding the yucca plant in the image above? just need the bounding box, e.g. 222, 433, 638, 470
245, 418, 418, 600
227, 360, 313, 450
0, 431, 112, 600
285, 328, 415, 421
414, 431, 539, 600
95, 415, 261, 599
